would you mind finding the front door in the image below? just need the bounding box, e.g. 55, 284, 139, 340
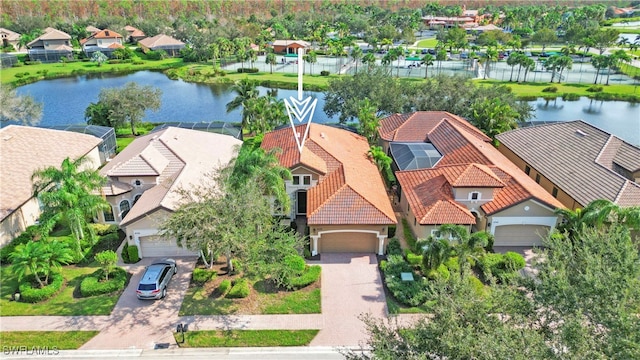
296, 190, 307, 215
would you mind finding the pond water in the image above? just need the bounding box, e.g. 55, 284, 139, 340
14, 70, 640, 145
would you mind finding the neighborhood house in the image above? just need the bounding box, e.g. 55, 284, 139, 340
27, 27, 73, 63
261, 123, 396, 255
98, 127, 242, 258
138, 34, 185, 57
81, 29, 125, 58
0, 126, 102, 246
379, 111, 564, 247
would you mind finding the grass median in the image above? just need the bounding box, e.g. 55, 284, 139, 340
0, 331, 99, 349
174, 329, 319, 347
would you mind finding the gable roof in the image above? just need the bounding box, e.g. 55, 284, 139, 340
0, 28, 20, 41
124, 25, 145, 37
262, 124, 396, 225
81, 29, 123, 45
138, 34, 184, 48
101, 127, 242, 226
27, 28, 71, 46
0, 126, 101, 222
496, 120, 640, 207
272, 40, 311, 47
383, 111, 563, 220
85, 26, 101, 34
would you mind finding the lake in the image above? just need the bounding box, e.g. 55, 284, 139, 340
14, 70, 640, 145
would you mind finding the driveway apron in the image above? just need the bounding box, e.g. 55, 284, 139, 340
310, 253, 387, 347
79, 257, 197, 350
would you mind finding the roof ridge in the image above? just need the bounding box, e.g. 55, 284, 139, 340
344, 183, 396, 223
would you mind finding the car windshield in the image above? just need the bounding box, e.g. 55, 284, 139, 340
138, 284, 156, 291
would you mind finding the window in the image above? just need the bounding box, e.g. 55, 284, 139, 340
103, 207, 115, 222
414, 217, 417, 226
303, 175, 311, 185
292, 176, 300, 185
119, 200, 131, 219
524, 165, 531, 175
552, 187, 558, 198
535, 174, 541, 184
134, 179, 142, 187
470, 192, 480, 200
133, 194, 142, 204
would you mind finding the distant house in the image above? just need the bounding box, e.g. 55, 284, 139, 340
422, 16, 476, 29
497, 121, 640, 210
262, 124, 396, 255
0, 28, 20, 50
81, 29, 124, 58
124, 25, 145, 43
380, 111, 564, 247
0, 126, 102, 246
98, 127, 242, 258
270, 40, 311, 54
27, 28, 73, 63
85, 25, 101, 34
138, 34, 185, 56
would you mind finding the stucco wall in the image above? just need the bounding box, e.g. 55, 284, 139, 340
124, 208, 171, 246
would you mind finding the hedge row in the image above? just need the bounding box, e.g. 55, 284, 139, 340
18, 273, 64, 303
218, 279, 232, 295
381, 255, 430, 307
288, 265, 321, 289
226, 278, 250, 298
80, 267, 127, 297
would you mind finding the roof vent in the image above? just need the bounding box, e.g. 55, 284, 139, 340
575, 130, 587, 137
320, 132, 326, 139
2, 135, 13, 141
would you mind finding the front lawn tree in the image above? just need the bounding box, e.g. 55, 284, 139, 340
91, 51, 108, 66
32, 156, 109, 259
0, 86, 43, 125
86, 82, 162, 135
531, 28, 557, 52
95, 250, 118, 281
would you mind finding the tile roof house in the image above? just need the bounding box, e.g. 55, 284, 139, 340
123, 25, 146, 43
262, 124, 396, 255
85, 26, 101, 34
0, 126, 102, 246
27, 28, 73, 63
81, 29, 124, 57
270, 40, 311, 54
99, 127, 242, 258
380, 111, 564, 247
496, 120, 640, 210
0, 28, 21, 50
138, 34, 185, 56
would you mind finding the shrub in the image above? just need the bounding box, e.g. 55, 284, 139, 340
288, 265, 321, 289
121, 242, 130, 263
444, 256, 460, 273
382, 255, 430, 306
90, 223, 118, 236
108, 59, 123, 64
503, 251, 526, 271
192, 268, 217, 284
226, 278, 250, 298
231, 259, 242, 273
386, 238, 402, 256
388, 225, 396, 238
237, 68, 259, 73
586, 85, 603, 93
95, 250, 118, 280
80, 267, 127, 297
320, 70, 330, 76
24, 60, 42, 65
468, 276, 487, 297
401, 219, 417, 251
99, 232, 120, 244
426, 264, 450, 280
218, 279, 232, 295
18, 273, 64, 303
561, 92, 580, 101
133, 60, 144, 65
542, 86, 558, 93
127, 245, 140, 263
14, 71, 29, 78
0, 226, 40, 264
284, 254, 306, 275
406, 252, 423, 267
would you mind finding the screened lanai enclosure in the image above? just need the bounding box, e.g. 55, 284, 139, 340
151, 122, 243, 140
390, 142, 443, 171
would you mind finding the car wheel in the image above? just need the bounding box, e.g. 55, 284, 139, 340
161, 288, 167, 299
174, 266, 177, 274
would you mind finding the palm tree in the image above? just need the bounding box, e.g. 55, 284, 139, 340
10, 241, 48, 288
367, 146, 391, 172
226, 79, 259, 130
265, 52, 277, 74
506, 52, 520, 82
554, 199, 640, 240
230, 147, 292, 213
481, 47, 498, 79
421, 53, 435, 79
591, 55, 608, 84
350, 46, 363, 74
362, 53, 376, 71
419, 237, 454, 272
42, 241, 74, 283
32, 156, 108, 259
431, 224, 488, 278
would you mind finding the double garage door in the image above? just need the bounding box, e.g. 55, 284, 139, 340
139, 235, 199, 258
319, 232, 378, 253
493, 225, 550, 247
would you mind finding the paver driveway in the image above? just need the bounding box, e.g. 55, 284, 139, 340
79, 257, 197, 350
310, 253, 387, 347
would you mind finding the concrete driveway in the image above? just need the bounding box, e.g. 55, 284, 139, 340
80, 257, 197, 350
310, 253, 387, 347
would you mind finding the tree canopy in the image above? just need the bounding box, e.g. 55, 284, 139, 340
0, 87, 43, 125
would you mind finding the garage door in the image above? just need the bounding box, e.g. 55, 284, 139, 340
493, 225, 550, 246
139, 235, 199, 258
319, 232, 377, 253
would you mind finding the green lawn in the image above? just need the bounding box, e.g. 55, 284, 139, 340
179, 279, 321, 316
1, 57, 183, 85
175, 330, 319, 347
475, 80, 640, 100
0, 331, 99, 349
416, 38, 439, 48
116, 136, 135, 153
0, 265, 123, 316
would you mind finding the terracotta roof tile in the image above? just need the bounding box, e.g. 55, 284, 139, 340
0, 126, 101, 221
262, 124, 396, 225
452, 163, 504, 188
496, 120, 640, 207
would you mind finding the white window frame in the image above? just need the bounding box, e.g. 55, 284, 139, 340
119, 199, 131, 219
133, 193, 142, 204
133, 179, 142, 187
103, 206, 115, 222
469, 191, 481, 201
